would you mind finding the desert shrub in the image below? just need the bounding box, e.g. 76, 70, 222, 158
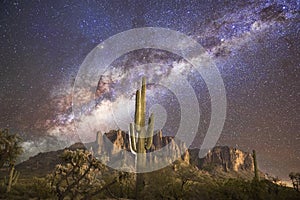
47, 149, 105, 200
31, 177, 55, 198
202, 163, 216, 173
47, 149, 131, 200
219, 178, 251, 200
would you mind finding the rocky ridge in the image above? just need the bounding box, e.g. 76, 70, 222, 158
91, 130, 255, 174
15, 130, 256, 178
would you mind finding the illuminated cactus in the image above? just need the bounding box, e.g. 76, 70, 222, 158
128, 77, 154, 198
129, 77, 154, 154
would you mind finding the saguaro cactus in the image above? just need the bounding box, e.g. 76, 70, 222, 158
252, 150, 259, 181
128, 77, 155, 198
5, 165, 20, 193
129, 77, 154, 155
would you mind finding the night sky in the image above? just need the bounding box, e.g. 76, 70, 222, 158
0, 0, 299, 180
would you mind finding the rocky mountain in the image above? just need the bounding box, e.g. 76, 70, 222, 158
190, 146, 254, 172
188, 146, 259, 180
90, 130, 256, 175
15, 130, 258, 179
89, 130, 189, 169
15, 142, 86, 177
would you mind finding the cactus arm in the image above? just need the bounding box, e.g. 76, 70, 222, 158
145, 113, 154, 150
129, 123, 137, 153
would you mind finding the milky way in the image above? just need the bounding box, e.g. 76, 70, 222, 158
0, 0, 299, 180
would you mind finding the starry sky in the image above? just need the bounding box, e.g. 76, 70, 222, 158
0, 0, 299, 180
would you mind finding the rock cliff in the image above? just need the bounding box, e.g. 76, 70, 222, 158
197, 146, 254, 172
91, 130, 255, 174
90, 130, 190, 167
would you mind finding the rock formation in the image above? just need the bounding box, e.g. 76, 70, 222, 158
92, 130, 256, 174
93, 129, 189, 167
197, 146, 254, 172
14, 131, 257, 179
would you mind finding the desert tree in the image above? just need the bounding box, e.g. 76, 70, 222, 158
48, 149, 125, 200
0, 129, 23, 168
0, 129, 23, 192
289, 172, 300, 192
173, 161, 218, 199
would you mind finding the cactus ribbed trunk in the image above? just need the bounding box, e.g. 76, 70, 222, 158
128, 77, 155, 199
135, 90, 141, 132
